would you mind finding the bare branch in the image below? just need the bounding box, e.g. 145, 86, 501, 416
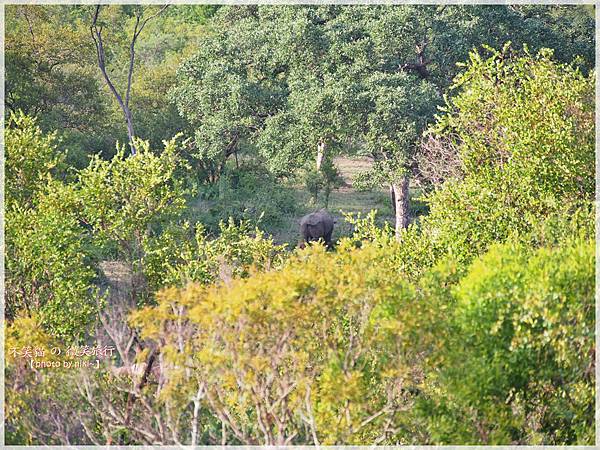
90, 5, 168, 155
413, 133, 464, 187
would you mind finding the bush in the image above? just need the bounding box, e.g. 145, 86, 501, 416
418, 238, 594, 444
302, 158, 344, 208
190, 164, 298, 233
141, 218, 288, 292
5, 111, 65, 208
72, 138, 188, 259
6, 188, 98, 341
5, 114, 96, 341
5, 315, 90, 444
420, 45, 594, 264
6, 130, 193, 338
130, 236, 455, 444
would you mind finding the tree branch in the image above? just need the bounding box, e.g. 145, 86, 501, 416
90, 5, 169, 155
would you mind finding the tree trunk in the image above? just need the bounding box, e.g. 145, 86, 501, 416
324, 182, 331, 209
316, 139, 326, 171
125, 110, 136, 154
91, 5, 168, 156
309, 185, 319, 206
389, 185, 396, 215
391, 175, 410, 239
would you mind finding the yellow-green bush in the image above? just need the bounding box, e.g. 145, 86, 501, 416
131, 239, 449, 444
129, 232, 594, 444
421, 45, 594, 264
418, 238, 595, 444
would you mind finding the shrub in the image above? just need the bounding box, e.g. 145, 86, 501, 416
418, 238, 595, 444
141, 218, 288, 291
130, 238, 454, 444
5, 315, 90, 444
6, 189, 98, 341
5, 111, 65, 208
5, 114, 96, 341
73, 138, 188, 259
421, 45, 594, 263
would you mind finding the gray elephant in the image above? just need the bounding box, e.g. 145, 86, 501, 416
299, 209, 335, 249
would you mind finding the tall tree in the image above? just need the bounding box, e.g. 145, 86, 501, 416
174, 5, 593, 235
174, 6, 593, 236
90, 5, 169, 155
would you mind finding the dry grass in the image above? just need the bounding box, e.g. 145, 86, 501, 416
187, 157, 420, 246
271, 157, 395, 245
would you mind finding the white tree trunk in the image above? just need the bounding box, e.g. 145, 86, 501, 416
391, 175, 410, 239
316, 140, 326, 171
91, 5, 168, 156
190, 385, 204, 446
125, 110, 137, 155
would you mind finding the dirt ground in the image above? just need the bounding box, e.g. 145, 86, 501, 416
271, 157, 395, 245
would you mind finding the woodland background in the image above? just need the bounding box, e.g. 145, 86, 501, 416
4, 4, 596, 445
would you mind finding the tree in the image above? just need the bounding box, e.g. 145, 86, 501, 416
90, 5, 169, 155
172, 6, 287, 182
353, 72, 439, 234
6, 5, 217, 163
5, 5, 112, 166
174, 5, 594, 234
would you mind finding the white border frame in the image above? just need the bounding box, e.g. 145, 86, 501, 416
0, 1, 597, 448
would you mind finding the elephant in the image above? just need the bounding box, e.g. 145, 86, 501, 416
299, 208, 336, 249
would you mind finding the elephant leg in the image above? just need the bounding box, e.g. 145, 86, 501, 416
324, 229, 333, 249
309, 225, 324, 244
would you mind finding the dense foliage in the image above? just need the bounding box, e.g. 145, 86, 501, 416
422, 239, 594, 444
4, 4, 595, 446
421, 44, 595, 264
172, 5, 593, 230
5, 5, 217, 165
